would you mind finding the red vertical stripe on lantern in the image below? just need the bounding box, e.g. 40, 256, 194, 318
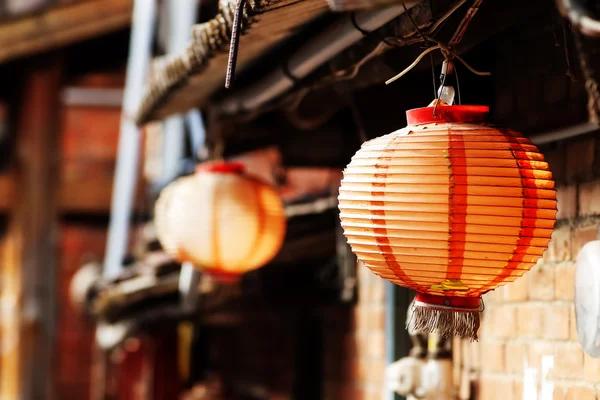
447, 130, 468, 286
238, 182, 266, 271
475, 129, 535, 296
212, 181, 222, 270
371, 134, 423, 291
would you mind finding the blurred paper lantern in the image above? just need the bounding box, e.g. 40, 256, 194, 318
338, 105, 557, 340
155, 161, 286, 280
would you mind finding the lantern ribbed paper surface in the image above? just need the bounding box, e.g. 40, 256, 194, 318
155, 162, 286, 279
338, 105, 557, 340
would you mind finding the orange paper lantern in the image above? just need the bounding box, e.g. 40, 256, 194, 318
155, 161, 286, 280
338, 105, 557, 340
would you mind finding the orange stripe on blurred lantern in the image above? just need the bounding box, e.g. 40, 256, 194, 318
338, 105, 557, 340
154, 161, 286, 280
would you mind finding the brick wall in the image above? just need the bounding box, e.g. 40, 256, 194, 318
323, 264, 387, 400
55, 223, 106, 400
454, 179, 600, 400
450, 13, 600, 400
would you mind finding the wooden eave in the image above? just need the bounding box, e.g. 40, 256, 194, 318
135, 0, 329, 125
0, 0, 133, 64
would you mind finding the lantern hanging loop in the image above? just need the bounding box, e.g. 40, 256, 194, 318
386, 0, 490, 85
278, 0, 472, 116
385, 40, 491, 85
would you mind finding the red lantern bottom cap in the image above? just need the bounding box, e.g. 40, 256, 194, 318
203, 269, 242, 284
196, 161, 245, 174
414, 292, 481, 311
409, 292, 482, 341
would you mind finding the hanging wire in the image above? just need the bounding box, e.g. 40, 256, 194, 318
402, 2, 438, 100
283, 0, 471, 112
430, 51, 438, 100
402, 3, 427, 42
454, 63, 462, 105
386, 0, 490, 86
562, 19, 577, 83
433, 63, 448, 116
387, 0, 485, 117
222, 0, 471, 122
385, 45, 441, 85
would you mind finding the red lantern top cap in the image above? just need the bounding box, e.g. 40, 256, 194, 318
195, 161, 246, 174
406, 105, 489, 126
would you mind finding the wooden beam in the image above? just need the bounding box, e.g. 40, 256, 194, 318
0, 0, 133, 64
0, 173, 14, 210
0, 173, 146, 214
0, 54, 63, 400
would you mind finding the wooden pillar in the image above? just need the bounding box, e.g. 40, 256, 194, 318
0, 54, 62, 400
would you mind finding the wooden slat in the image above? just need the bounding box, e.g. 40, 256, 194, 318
0, 172, 146, 214
0, 0, 133, 64
60, 160, 147, 214
0, 54, 62, 400
136, 0, 328, 124
0, 173, 14, 210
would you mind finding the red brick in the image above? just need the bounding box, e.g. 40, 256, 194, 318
570, 304, 579, 341
517, 304, 545, 337
566, 137, 596, 183
354, 359, 386, 386
342, 333, 359, 360
512, 381, 523, 400
477, 376, 501, 400
594, 137, 600, 177
502, 275, 528, 302
544, 305, 570, 340
333, 383, 367, 400
555, 263, 576, 300
358, 270, 386, 303
579, 180, 600, 216
477, 376, 516, 400
364, 386, 383, 400
493, 305, 518, 339
505, 341, 527, 374
354, 306, 385, 332
554, 343, 584, 379
545, 146, 566, 185
480, 307, 495, 337
584, 352, 600, 382
483, 287, 503, 304
462, 338, 480, 371
571, 225, 600, 258
480, 341, 506, 373
546, 226, 572, 263
365, 331, 386, 359
528, 341, 555, 370
527, 263, 555, 300
565, 385, 596, 400
61, 106, 121, 160
556, 185, 577, 220
554, 384, 566, 400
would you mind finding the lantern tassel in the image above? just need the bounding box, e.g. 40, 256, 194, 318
408, 293, 481, 341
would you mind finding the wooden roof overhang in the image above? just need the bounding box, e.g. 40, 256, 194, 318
135, 0, 329, 124
134, 0, 560, 127
0, 0, 133, 64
